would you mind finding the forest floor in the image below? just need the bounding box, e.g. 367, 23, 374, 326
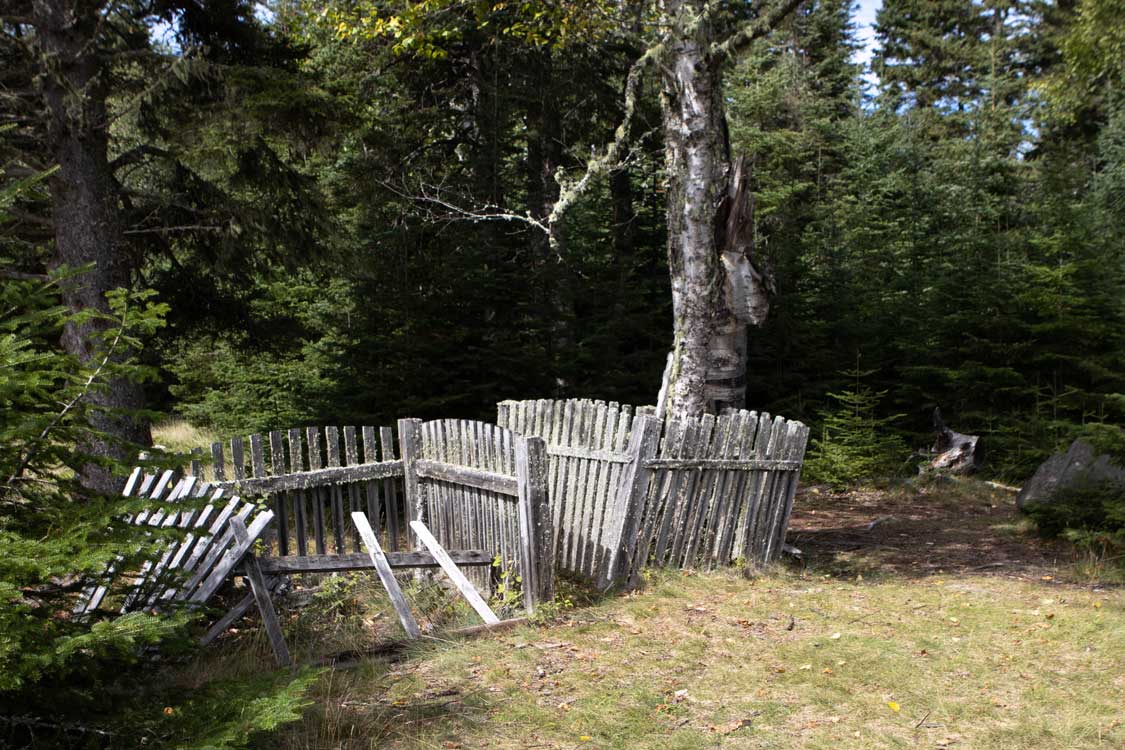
191, 479, 1124, 750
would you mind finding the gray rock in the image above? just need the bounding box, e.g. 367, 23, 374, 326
1017, 439, 1125, 510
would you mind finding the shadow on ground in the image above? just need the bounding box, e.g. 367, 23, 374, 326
785, 479, 1077, 580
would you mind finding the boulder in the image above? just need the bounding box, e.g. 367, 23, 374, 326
1016, 439, 1125, 511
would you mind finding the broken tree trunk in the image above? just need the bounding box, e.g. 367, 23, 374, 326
930, 408, 980, 474
660, 3, 772, 421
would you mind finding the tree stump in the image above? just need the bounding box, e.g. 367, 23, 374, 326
930, 408, 980, 474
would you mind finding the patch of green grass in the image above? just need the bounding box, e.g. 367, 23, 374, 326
249, 569, 1123, 750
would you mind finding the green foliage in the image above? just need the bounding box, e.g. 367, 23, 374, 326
0, 268, 172, 679
1023, 478, 1125, 575
138, 668, 323, 750
804, 368, 909, 489
2, 172, 316, 747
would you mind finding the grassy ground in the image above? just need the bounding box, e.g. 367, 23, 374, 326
182, 479, 1123, 750
152, 419, 220, 455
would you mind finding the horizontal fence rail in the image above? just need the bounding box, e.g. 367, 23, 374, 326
498, 399, 809, 589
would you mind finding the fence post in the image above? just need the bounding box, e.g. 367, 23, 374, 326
397, 418, 424, 549
515, 435, 552, 613
602, 415, 662, 591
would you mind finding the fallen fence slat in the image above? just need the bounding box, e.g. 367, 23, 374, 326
352, 511, 421, 639
230, 516, 291, 667
411, 521, 499, 625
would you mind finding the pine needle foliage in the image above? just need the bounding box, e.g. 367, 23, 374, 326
1, 175, 316, 748
804, 366, 909, 489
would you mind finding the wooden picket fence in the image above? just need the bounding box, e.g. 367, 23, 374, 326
190, 419, 552, 612
497, 399, 809, 588
79, 400, 804, 653
195, 425, 406, 557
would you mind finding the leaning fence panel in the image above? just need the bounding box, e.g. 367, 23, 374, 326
408, 418, 552, 613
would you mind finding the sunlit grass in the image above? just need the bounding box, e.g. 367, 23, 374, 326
248, 568, 1123, 750
152, 418, 221, 454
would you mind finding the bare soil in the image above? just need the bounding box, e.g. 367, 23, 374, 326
785, 479, 1080, 580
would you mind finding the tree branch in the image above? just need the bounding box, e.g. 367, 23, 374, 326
109, 144, 173, 172
546, 41, 664, 245
712, 0, 804, 59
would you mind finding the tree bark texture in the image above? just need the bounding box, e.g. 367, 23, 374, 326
34, 0, 149, 492
660, 0, 770, 420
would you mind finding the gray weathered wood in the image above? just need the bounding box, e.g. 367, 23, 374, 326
198, 575, 281, 647
209, 461, 404, 495
379, 426, 400, 550
397, 418, 423, 549
288, 428, 307, 557
306, 426, 327, 555
230, 516, 291, 667
211, 442, 226, 482
515, 436, 551, 612
410, 521, 500, 625
603, 415, 662, 589
257, 549, 492, 574
643, 457, 803, 470
414, 458, 519, 497
269, 430, 289, 557
189, 509, 275, 604
231, 437, 245, 481
351, 512, 421, 639
250, 434, 267, 478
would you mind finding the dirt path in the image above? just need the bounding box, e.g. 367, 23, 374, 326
785, 479, 1080, 581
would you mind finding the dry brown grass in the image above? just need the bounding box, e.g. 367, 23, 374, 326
261, 568, 1122, 750
152, 419, 221, 455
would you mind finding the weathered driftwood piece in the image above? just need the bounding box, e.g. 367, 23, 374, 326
230, 516, 291, 667
411, 521, 499, 625
930, 408, 980, 474
352, 511, 421, 639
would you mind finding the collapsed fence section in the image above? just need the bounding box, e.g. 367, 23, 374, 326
498, 399, 809, 588
190, 419, 553, 614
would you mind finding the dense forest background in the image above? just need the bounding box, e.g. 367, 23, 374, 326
4, 0, 1123, 481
